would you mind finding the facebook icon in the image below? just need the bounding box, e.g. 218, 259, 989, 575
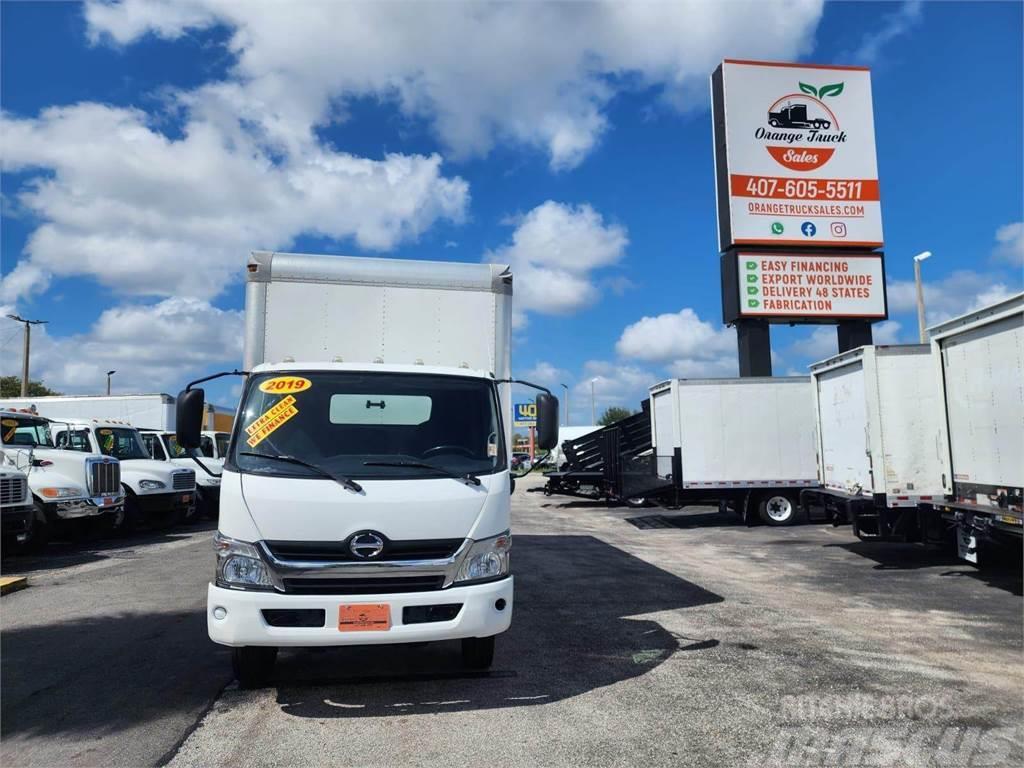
801, 221, 817, 237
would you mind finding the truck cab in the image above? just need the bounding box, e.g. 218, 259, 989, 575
139, 428, 222, 518
200, 431, 231, 460
1, 410, 123, 547
49, 419, 197, 528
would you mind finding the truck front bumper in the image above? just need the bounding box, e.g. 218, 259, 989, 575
47, 495, 123, 521
207, 577, 513, 647
134, 490, 195, 516
2, 504, 34, 537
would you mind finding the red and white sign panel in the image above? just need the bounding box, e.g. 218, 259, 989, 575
712, 60, 883, 250
736, 251, 886, 319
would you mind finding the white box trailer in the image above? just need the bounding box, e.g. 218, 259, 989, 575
928, 293, 1023, 562
0, 394, 176, 431
805, 345, 946, 540
648, 377, 818, 525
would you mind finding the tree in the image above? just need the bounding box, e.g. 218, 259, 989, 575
0, 376, 62, 398
598, 405, 635, 426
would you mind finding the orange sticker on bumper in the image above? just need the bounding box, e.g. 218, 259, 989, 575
339, 604, 391, 632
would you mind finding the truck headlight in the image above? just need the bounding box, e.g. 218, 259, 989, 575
40, 486, 83, 499
214, 532, 273, 590
139, 479, 166, 491
454, 531, 511, 584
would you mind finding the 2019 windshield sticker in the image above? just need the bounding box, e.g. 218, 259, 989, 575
258, 376, 312, 395
246, 395, 299, 447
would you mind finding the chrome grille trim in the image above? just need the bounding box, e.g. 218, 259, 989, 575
172, 470, 195, 490
86, 458, 121, 496
0, 476, 29, 506
256, 539, 472, 592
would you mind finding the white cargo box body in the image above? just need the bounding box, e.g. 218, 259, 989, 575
244, 250, 514, 447
930, 293, 1023, 510
0, 394, 176, 431
810, 345, 945, 505
649, 377, 817, 488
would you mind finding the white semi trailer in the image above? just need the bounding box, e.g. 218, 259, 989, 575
0, 394, 176, 431
926, 294, 1023, 563
174, 251, 558, 687
803, 345, 946, 540
648, 377, 819, 525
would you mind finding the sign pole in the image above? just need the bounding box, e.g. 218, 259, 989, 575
528, 426, 535, 463
736, 320, 773, 376
837, 320, 873, 352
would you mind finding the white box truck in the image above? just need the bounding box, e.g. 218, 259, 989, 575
173, 251, 557, 687
804, 345, 946, 540
0, 394, 176, 431
926, 293, 1023, 563
648, 377, 818, 525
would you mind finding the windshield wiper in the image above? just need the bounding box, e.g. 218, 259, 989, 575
362, 460, 481, 487
239, 451, 363, 493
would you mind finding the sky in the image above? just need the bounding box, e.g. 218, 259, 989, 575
1, 0, 1022, 424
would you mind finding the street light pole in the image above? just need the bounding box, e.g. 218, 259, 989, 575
106, 370, 117, 396
560, 383, 569, 427
6, 314, 48, 397
590, 378, 598, 425
913, 251, 932, 343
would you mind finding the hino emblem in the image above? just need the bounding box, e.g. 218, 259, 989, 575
349, 532, 385, 559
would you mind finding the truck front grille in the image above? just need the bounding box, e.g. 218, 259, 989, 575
265, 538, 463, 562
172, 470, 195, 490
0, 476, 28, 506
281, 576, 446, 595
88, 460, 121, 496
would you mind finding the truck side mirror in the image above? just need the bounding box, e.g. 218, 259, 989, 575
535, 393, 559, 451
176, 388, 205, 450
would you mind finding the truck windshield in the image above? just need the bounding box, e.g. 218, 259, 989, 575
96, 428, 150, 460
1, 415, 54, 447
232, 372, 505, 480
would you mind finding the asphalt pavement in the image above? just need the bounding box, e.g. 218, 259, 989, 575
1, 476, 1021, 768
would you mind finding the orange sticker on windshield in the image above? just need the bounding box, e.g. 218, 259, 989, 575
1, 419, 18, 427
246, 395, 299, 447
259, 376, 311, 395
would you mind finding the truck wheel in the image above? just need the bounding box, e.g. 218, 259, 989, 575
624, 497, 648, 509
24, 501, 52, 552
232, 646, 278, 689
758, 493, 799, 526
461, 636, 495, 669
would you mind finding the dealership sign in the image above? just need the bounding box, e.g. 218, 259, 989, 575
712, 59, 883, 250
513, 402, 537, 428
722, 251, 887, 322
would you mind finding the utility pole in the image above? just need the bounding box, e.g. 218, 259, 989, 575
560, 383, 569, 427
590, 378, 598, 425
106, 370, 117, 396
6, 314, 48, 397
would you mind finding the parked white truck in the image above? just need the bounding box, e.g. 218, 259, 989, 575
0, 394, 176, 431
1, 454, 34, 547
139, 429, 223, 518
804, 345, 946, 540
647, 377, 819, 525
174, 251, 557, 687
1, 410, 124, 547
925, 294, 1023, 563
47, 419, 197, 528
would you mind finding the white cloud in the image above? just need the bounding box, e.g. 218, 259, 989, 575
785, 319, 904, 366
887, 269, 1020, 325
0, 103, 468, 302
84, 0, 824, 170
993, 222, 1024, 267
616, 307, 734, 362
485, 201, 628, 327
575, 360, 655, 420
0, 298, 243, 394
851, 0, 923, 63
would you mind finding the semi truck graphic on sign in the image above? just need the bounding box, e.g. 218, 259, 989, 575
767, 103, 831, 130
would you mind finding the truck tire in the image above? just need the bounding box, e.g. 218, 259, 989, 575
232, 646, 278, 688
758, 493, 799, 526
624, 496, 648, 509
24, 500, 52, 552
461, 636, 495, 669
